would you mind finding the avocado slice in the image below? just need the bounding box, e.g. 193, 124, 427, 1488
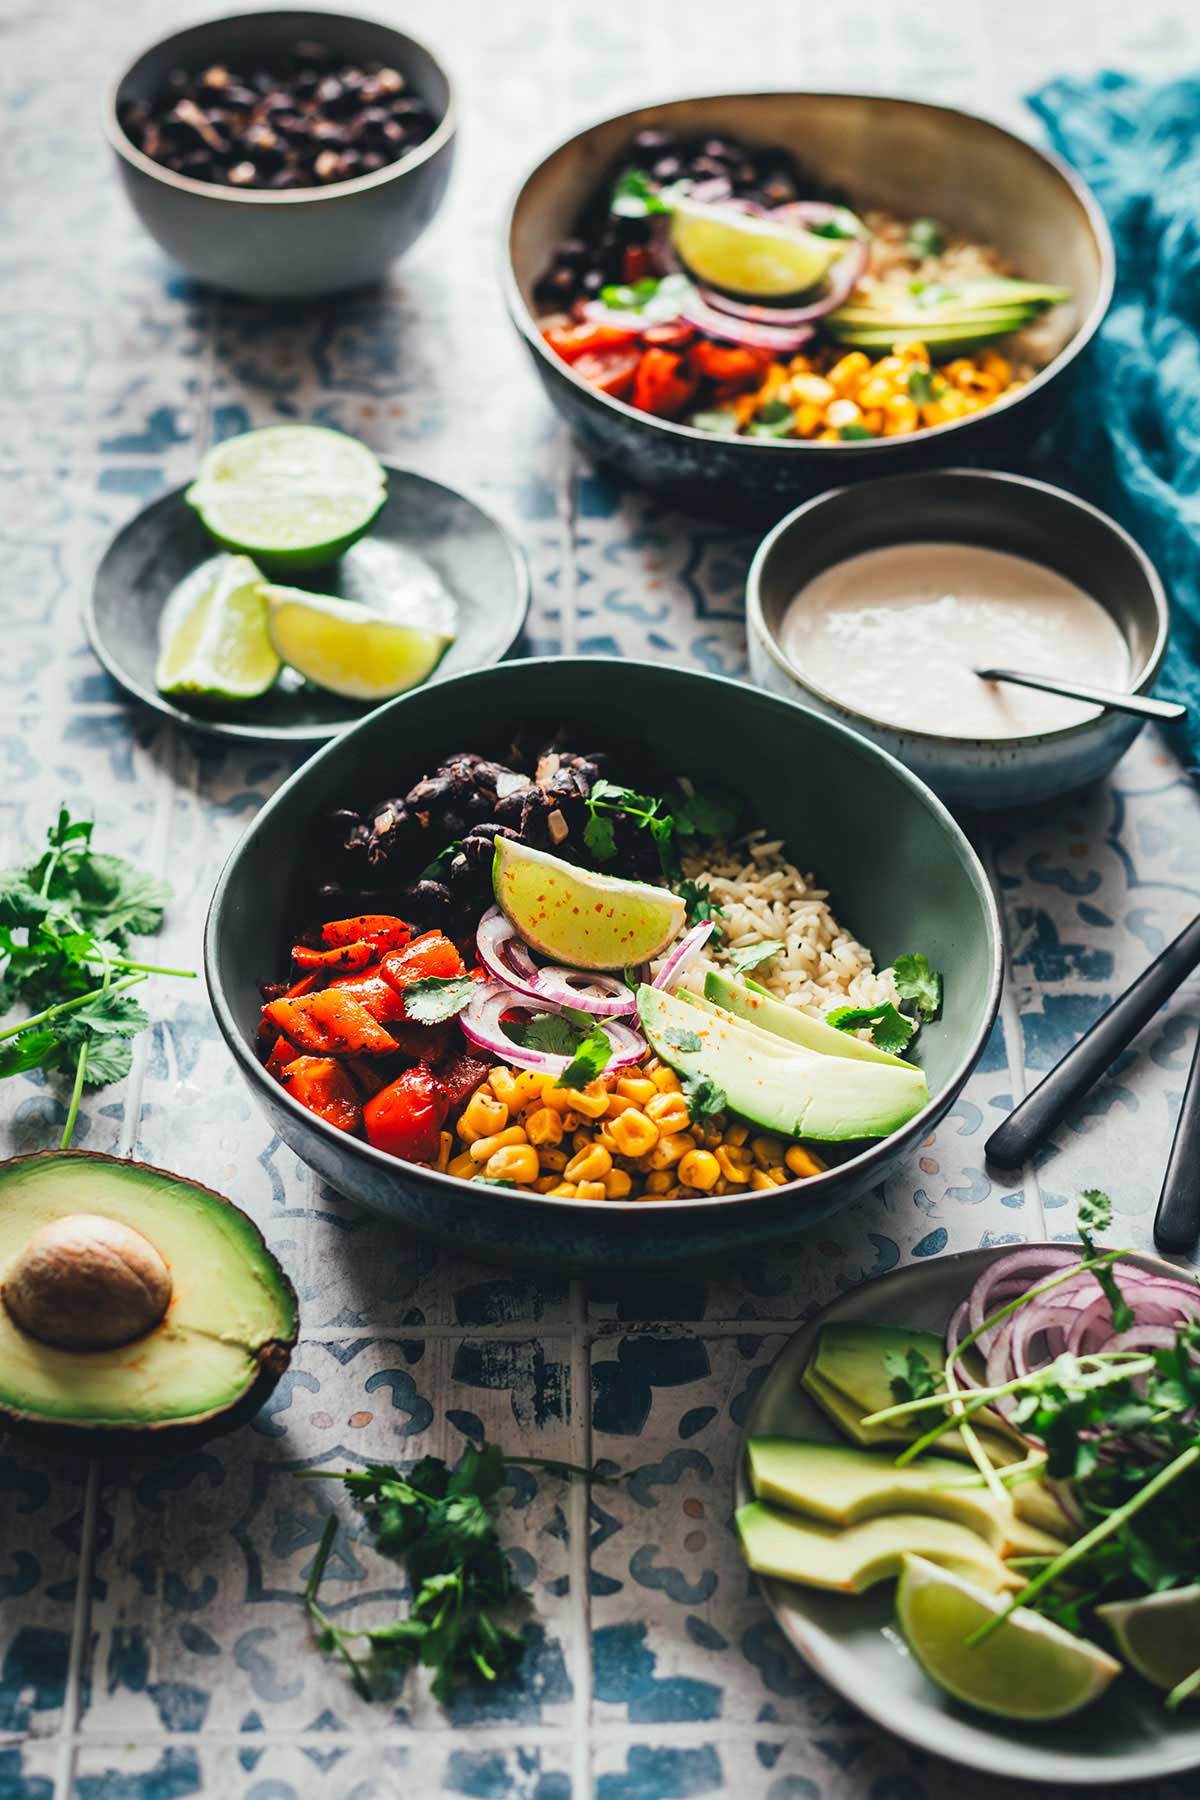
736, 1501, 1023, 1594
0, 1152, 298, 1448
703, 972, 911, 1067
637, 985, 928, 1141
747, 1437, 1021, 1550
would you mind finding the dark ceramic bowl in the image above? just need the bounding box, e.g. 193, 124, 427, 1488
504, 93, 1113, 520
748, 470, 1170, 810
105, 10, 455, 299
205, 659, 1002, 1270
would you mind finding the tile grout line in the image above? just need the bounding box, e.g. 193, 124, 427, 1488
980, 828, 1047, 1241
567, 1280, 593, 1800
56, 1457, 99, 1796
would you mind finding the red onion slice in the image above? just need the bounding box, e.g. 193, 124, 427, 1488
459, 980, 646, 1076
697, 239, 868, 327
535, 966, 637, 1017
476, 907, 544, 1003
476, 908, 636, 1016
677, 291, 815, 352
652, 921, 715, 994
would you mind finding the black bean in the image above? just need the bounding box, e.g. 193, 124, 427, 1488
293, 39, 336, 67
226, 160, 259, 186
651, 155, 682, 182
631, 127, 675, 164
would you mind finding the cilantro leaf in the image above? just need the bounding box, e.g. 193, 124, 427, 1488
906, 366, 936, 406
668, 784, 739, 840
402, 975, 476, 1025
1078, 1189, 1113, 1238
557, 1023, 612, 1090
77, 1035, 136, 1086
680, 1068, 726, 1124
664, 1027, 702, 1055
906, 216, 945, 258
70, 855, 171, 941
677, 879, 725, 935
582, 811, 617, 862
826, 1002, 916, 1055
893, 953, 942, 1022
420, 839, 464, 880
0, 1029, 59, 1079
729, 939, 784, 976
610, 167, 669, 218
507, 1012, 580, 1058
884, 1347, 940, 1404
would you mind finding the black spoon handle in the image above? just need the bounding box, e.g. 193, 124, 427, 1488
1155, 1026, 1200, 1254
986, 911, 1200, 1169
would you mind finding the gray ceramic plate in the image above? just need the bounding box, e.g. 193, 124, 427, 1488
86, 466, 530, 743
735, 1245, 1200, 1787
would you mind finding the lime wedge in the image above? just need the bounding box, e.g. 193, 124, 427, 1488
896, 1555, 1121, 1722
263, 585, 452, 700
1097, 1585, 1200, 1692
186, 426, 387, 572
492, 838, 686, 971
670, 197, 844, 298
156, 555, 280, 701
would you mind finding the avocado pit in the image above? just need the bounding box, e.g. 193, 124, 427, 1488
3, 1212, 172, 1350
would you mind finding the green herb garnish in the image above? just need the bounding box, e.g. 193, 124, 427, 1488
677, 879, 725, 936
893, 952, 942, 1022
838, 423, 875, 441
401, 974, 476, 1026
583, 778, 736, 876
689, 410, 740, 435
749, 400, 795, 440
906, 366, 936, 406
557, 1023, 612, 1089
807, 207, 867, 240
664, 1027, 703, 1055
420, 839, 464, 880
0, 807, 194, 1145
610, 167, 670, 219
826, 1001, 915, 1055
680, 1067, 726, 1124
885, 1346, 941, 1404
906, 218, 946, 259
729, 939, 784, 976
506, 1009, 612, 1086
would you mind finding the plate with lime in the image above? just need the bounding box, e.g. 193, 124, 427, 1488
735, 1220, 1200, 1785
87, 426, 530, 742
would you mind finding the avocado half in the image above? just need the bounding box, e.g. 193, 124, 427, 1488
0, 1151, 298, 1452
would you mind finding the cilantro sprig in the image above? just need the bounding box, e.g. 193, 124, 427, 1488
583, 778, 738, 875
506, 1008, 612, 1088
0, 808, 194, 1145
401, 974, 476, 1026
826, 1001, 916, 1056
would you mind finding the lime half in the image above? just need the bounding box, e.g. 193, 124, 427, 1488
1097, 1585, 1200, 1692
263, 586, 452, 701
156, 555, 280, 701
896, 1555, 1121, 1723
670, 197, 843, 299
492, 838, 686, 971
186, 426, 387, 572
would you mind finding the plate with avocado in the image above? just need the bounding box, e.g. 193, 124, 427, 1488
0, 1151, 298, 1450
734, 1245, 1200, 1787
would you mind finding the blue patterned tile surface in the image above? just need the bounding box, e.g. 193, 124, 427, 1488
1, 0, 1199, 1794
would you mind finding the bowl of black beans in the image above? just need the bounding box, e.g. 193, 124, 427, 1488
106, 10, 455, 299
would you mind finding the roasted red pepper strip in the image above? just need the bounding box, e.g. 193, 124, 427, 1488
543, 321, 639, 363
688, 340, 772, 384
277, 1055, 363, 1133
263, 987, 399, 1057
292, 940, 373, 971
381, 931, 466, 999
322, 914, 410, 955
328, 968, 411, 1025
438, 1048, 492, 1113
572, 347, 641, 398
364, 1065, 448, 1163
265, 1033, 297, 1080
642, 320, 697, 350
632, 347, 699, 419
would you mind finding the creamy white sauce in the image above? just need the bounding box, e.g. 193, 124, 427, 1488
779, 542, 1130, 740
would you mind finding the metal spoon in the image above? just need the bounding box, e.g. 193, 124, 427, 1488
975, 667, 1185, 724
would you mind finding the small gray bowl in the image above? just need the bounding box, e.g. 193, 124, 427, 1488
105, 10, 455, 299
504, 92, 1113, 520
747, 470, 1169, 811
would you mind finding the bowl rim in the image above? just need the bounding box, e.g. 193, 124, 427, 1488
82, 462, 533, 744
500, 88, 1116, 456
103, 5, 456, 206
746, 467, 1171, 751
204, 655, 1005, 1217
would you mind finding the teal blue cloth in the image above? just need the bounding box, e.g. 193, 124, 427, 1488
1027, 73, 1200, 763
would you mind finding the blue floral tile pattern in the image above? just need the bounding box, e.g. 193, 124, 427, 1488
2, 0, 1199, 1794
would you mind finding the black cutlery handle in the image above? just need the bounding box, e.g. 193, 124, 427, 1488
1155, 1029, 1200, 1254
986, 911, 1200, 1169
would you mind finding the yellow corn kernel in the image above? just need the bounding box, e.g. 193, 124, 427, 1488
787, 352, 813, 374
539, 1084, 576, 1114
608, 1109, 659, 1158
919, 399, 954, 427
714, 1146, 750, 1184
469, 1125, 528, 1162
857, 376, 895, 411
526, 1106, 564, 1148
956, 369, 999, 398
785, 1144, 824, 1179
883, 401, 920, 436
447, 1151, 479, 1180
897, 339, 929, 363
860, 410, 885, 435
749, 1167, 777, 1192
604, 1091, 636, 1118
722, 1144, 754, 1168
565, 1144, 613, 1183
942, 358, 975, 384
490, 1067, 544, 1111
435, 1130, 453, 1174
766, 1164, 789, 1185
724, 1121, 749, 1148
678, 1149, 720, 1192
790, 372, 836, 407
597, 1123, 622, 1155
546, 1182, 578, 1198
646, 1092, 690, 1134
604, 1168, 633, 1199
816, 428, 841, 443
827, 351, 871, 396
873, 355, 906, 379
644, 1171, 673, 1194
792, 401, 823, 438
751, 1133, 786, 1168
650, 1065, 682, 1095
646, 1131, 697, 1171
616, 1074, 657, 1106
576, 1179, 607, 1202
824, 397, 861, 429
486, 1144, 540, 1185
459, 1089, 508, 1142
533, 1175, 560, 1194
562, 1082, 610, 1119
540, 1146, 568, 1172
981, 351, 1011, 385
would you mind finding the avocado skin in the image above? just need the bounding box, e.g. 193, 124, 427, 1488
0, 1151, 298, 1456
